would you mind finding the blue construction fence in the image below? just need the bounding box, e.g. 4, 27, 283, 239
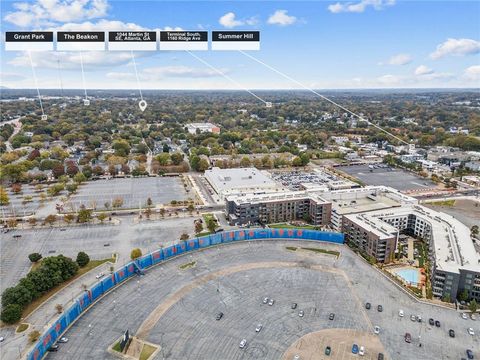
27, 228, 343, 360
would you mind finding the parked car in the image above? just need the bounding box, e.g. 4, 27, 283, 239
374, 326, 380, 334
293, 355, 300, 360
466, 349, 474, 360
365, 302, 371, 310
325, 346, 331, 356
58, 337, 68, 343
468, 327, 475, 336
95, 273, 104, 279
329, 313, 335, 320
449, 329, 455, 338
239, 339, 247, 349
410, 315, 416, 322
377, 305, 383, 312
405, 333, 412, 343
291, 303, 297, 309
352, 344, 359, 354
435, 320, 441, 328
399, 309, 404, 317
298, 310, 304, 317
462, 313, 468, 320
263, 297, 269, 304
0, 336, 4, 342
216, 312, 224, 320
268, 299, 274, 306
255, 324, 262, 333
417, 316, 422, 323
48, 345, 59, 352
429, 318, 435, 326
359, 346, 365, 356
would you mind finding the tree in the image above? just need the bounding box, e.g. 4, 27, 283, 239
28, 253, 42, 263
156, 153, 170, 166
197, 158, 209, 172
187, 203, 195, 213
64, 213, 75, 224
469, 299, 478, 314
160, 208, 166, 217
28, 330, 41, 343
0, 186, 9, 205
240, 156, 251, 167
171, 152, 184, 165
146, 197, 153, 207
130, 248, 142, 260
2, 285, 33, 308
206, 217, 217, 233
195, 221, 203, 234
0, 304, 23, 324
112, 197, 124, 208
112, 139, 131, 157
11, 183, 22, 194
77, 208, 93, 223
76, 252, 90, 267
44, 214, 57, 226
471, 225, 479, 237
55, 304, 63, 314
97, 212, 108, 223
66, 183, 78, 194
28, 217, 37, 226
180, 233, 189, 241
73, 172, 86, 184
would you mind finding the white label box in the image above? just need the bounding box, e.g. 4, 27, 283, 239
108, 31, 157, 51
211, 31, 260, 51
160, 31, 208, 51
5, 32, 54, 51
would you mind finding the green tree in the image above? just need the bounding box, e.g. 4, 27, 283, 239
28, 253, 42, 263
206, 217, 217, 233
197, 158, 209, 172
73, 172, 86, 184
170, 152, 184, 165
469, 299, 478, 313
130, 248, 142, 260
112, 139, 131, 157
1, 285, 33, 308
77, 208, 93, 223
0, 186, 9, 205
156, 153, 170, 166
97, 212, 108, 223
76, 252, 90, 267
180, 233, 189, 241
0, 304, 23, 324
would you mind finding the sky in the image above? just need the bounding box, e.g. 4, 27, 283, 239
1, 0, 479, 90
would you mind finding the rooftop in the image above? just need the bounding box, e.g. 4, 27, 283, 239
205, 167, 278, 193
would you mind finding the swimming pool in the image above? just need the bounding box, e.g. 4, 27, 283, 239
392, 268, 419, 284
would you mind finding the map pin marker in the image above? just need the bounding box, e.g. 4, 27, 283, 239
139, 100, 147, 112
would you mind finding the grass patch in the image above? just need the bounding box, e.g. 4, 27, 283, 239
140, 344, 157, 360
16, 323, 29, 333
426, 199, 456, 207
202, 213, 216, 223
29, 260, 42, 272
179, 261, 196, 270
196, 231, 213, 237
301, 247, 340, 257
269, 223, 317, 230
112, 340, 122, 352
22, 256, 115, 318
286, 246, 298, 251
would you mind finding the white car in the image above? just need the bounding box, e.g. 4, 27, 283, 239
462, 313, 468, 320
95, 272, 104, 279
0, 336, 4, 342
410, 315, 416, 322
471, 314, 476, 320
58, 337, 68, 343
359, 346, 365, 356
293, 356, 300, 360
268, 299, 274, 306
468, 327, 475, 336
255, 324, 262, 333
263, 297, 269, 304
374, 326, 380, 334
399, 310, 404, 317
298, 310, 304, 317
239, 339, 247, 349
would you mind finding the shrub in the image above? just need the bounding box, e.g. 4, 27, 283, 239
130, 248, 142, 260
28, 253, 42, 263
1, 304, 23, 324
28, 330, 41, 343
76, 252, 90, 267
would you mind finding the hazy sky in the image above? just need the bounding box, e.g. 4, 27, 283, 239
1, 0, 479, 89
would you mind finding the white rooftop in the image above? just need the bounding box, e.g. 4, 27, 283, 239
205, 167, 278, 193
368, 205, 480, 274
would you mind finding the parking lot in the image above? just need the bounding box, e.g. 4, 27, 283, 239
38, 240, 478, 360
270, 170, 344, 191
65, 177, 190, 210
337, 165, 438, 192
0, 217, 195, 292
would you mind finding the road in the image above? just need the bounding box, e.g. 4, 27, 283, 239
2, 117, 22, 152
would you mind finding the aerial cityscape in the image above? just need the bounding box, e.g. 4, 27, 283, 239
0, 1, 479, 360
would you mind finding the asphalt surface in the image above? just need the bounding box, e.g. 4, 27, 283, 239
337, 165, 437, 191
65, 177, 190, 210
33, 240, 479, 360
0, 217, 195, 292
